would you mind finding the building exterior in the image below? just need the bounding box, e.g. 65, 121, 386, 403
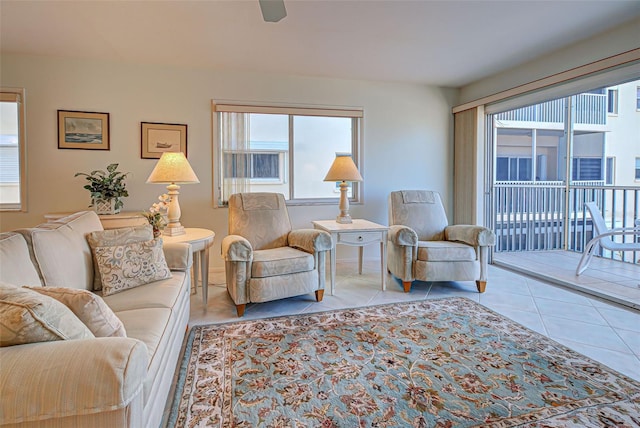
491, 79, 639, 261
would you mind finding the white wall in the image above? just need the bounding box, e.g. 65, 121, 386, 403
458, 18, 640, 105
0, 54, 457, 268
606, 80, 640, 186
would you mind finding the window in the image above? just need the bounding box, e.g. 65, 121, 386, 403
605, 157, 615, 185
636, 158, 640, 180
0, 89, 26, 211
496, 156, 532, 181
213, 102, 362, 205
607, 88, 618, 114
572, 157, 603, 181
637, 87, 640, 110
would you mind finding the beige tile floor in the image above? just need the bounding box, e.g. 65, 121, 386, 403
189, 261, 640, 382
494, 250, 640, 310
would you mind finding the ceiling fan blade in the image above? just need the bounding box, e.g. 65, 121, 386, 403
259, 0, 287, 22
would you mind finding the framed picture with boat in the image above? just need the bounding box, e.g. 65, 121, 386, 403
141, 122, 187, 159
58, 110, 110, 150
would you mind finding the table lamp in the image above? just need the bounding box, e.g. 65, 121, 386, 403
146, 152, 200, 236
323, 152, 363, 224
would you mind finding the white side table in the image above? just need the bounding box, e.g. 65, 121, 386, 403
162, 228, 215, 305
312, 219, 389, 295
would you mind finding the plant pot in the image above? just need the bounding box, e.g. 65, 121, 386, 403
93, 198, 120, 215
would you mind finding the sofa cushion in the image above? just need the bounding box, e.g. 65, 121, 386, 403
102, 271, 187, 312
115, 307, 173, 400
0, 282, 94, 346
17, 211, 103, 291
0, 232, 42, 287
87, 225, 154, 291
417, 241, 476, 262
252, 247, 315, 278
94, 238, 172, 296
28, 287, 126, 337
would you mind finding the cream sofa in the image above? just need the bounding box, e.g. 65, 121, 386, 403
0, 211, 192, 428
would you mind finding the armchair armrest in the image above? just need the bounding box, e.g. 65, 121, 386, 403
388, 225, 418, 247
222, 235, 253, 262
445, 225, 496, 247
0, 337, 148, 425
162, 242, 193, 271
288, 229, 332, 254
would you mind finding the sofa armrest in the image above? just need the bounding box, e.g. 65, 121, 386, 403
388, 225, 418, 247
445, 225, 496, 247
163, 242, 193, 271
0, 337, 148, 425
288, 229, 333, 254
222, 235, 253, 262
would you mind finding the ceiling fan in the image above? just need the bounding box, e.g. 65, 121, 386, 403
259, 0, 287, 22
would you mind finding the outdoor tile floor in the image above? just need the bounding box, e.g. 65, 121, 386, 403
189, 260, 640, 382
494, 250, 640, 310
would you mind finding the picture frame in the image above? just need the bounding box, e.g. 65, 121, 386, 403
58, 110, 110, 150
141, 122, 187, 159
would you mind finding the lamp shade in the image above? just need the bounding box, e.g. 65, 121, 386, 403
146, 152, 200, 184
323, 153, 363, 182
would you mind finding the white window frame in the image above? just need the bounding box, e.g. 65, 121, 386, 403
605, 156, 615, 185
223, 150, 286, 184
0, 88, 27, 212
211, 100, 363, 207
607, 87, 618, 115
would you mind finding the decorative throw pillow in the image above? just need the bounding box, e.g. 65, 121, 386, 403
27, 287, 126, 337
0, 282, 94, 347
87, 225, 154, 291
93, 238, 172, 296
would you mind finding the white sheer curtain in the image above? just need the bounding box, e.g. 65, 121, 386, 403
220, 112, 251, 204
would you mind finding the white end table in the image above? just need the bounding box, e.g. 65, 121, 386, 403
162, 228, 215, 305
312, 219, 389, 295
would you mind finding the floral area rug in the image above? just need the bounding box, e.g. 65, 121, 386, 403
168, 298, 640, 427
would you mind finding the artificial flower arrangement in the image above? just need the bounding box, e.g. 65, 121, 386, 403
142, 194, 170, 237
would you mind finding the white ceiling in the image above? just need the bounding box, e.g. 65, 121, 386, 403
2, 0, 639, 87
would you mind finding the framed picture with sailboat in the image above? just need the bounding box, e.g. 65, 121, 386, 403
141, 122, 187, 159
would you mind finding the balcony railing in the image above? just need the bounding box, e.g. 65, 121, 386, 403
492, 182, 639, 265
494, 94, 607, 125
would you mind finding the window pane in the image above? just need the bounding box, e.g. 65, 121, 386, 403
636, 157, 640, 179
496, 157, 509, 181
518, 158, 531, 181
252, 153, 279, 179
292, 116, 352, 199
0, 101, 20, 205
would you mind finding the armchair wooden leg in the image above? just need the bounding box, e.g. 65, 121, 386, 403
476, 280, 487, 293
235, 304, 246, 317
315, 289, 324, 302
403, 281, 411, 293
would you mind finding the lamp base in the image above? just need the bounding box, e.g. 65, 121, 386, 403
163, 225, 185, 236
336, 214, 353, 224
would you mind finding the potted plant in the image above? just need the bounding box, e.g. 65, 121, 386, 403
75, 163, 129, 214
142, 194, 170, 237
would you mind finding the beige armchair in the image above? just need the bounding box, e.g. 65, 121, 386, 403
387, 190, 495, 293
222, 193, 333, 316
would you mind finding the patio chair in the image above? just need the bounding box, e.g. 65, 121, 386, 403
575, 201, 640, 275
387, 190, 496, 293
222, 192, 333, 316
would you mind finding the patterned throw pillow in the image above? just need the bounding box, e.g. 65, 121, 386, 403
93, 238, 172, 296
87, 225, 154, 291
0, 282, 94, 347
27, 287, 126, 337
